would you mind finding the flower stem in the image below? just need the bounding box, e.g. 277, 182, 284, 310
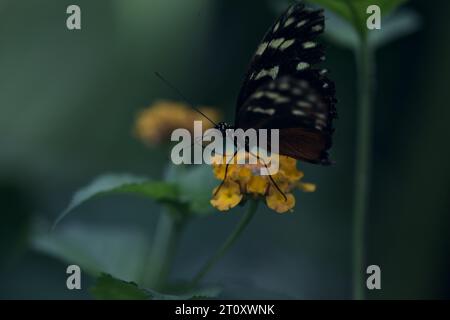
352, 37, 375, 300
191, 199, 259, 285
142, 208, 185, 290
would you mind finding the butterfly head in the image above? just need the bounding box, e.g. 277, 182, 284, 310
215, 122, 234, 136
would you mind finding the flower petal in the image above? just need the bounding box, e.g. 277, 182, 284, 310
210, 152, 314, 214
210, 180, 243, 211
247, 176, 269, 195
298, 182, 316, 192
266, 191, 295, 213
135, 100, 220, 146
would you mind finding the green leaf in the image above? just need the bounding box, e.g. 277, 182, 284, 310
323, 11, 360, 50
90, 274, 221, 300
53, 174, 181, 228
90, 274, 150, 300
165, 165, 217, 215
32, 222, 149, 282
369, 8, 420, 48
147, 285, 222, 300
308, 0, 352, 24
307, 0, 408, 36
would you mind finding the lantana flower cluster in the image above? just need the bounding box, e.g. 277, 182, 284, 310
135, 100, 219, 146
210, 153, 316, 213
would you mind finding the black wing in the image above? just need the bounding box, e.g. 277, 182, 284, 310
234, 2, 337, 164
235, 2, 327, 112
236, 75, 335, 164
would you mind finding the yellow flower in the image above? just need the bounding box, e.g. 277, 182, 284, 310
247, 176, 268, 195
134, 100, 220, 146
210, 180, 243, 211
210, 153, 315, 213
266, 191, 295, 213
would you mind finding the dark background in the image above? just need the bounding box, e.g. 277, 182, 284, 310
0, 0, 449, 299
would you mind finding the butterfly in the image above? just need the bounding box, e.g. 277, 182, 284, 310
215, 1, 337, 166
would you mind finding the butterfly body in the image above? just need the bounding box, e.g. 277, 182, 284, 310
225, 2, 337, 165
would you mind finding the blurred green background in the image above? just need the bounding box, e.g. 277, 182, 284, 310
1, 0, 449, 299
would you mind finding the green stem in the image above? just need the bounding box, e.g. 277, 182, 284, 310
191, 199, 259, 285
352, 37, 375, 300
142, 209, 185, 290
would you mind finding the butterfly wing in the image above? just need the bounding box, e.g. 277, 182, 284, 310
235, 2, 326, 110
234, 2, 336, 165
236, 75, 335, 164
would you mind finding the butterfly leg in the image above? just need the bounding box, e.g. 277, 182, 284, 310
213, 150, 238, 197
248, 150, 288, 202
224, 132, 288, 202
265, 166, 288, 202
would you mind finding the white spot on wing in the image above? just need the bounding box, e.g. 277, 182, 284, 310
279, 82, 290, 90
265, 92, 289, 103
280, 39, 295, 51
249, 106, 276, 115
255, 66, 280, 80
292, 88, 303, 95
276, 97, 290, 104
273, 21, 280, 32
255, 70, 266, 80
292, 110, 306, 116
269, 38, 285, 49
297, 101, 312, 108
254, 66, 279, 80
296, 20, 307, 28
312, 25, 323, 32
256, 42, 268, 56
315, 119, 327, 126
296, 62, 310, 71
251, 91, 265, 99
284, 17, 295, 27
287, 6, 295, 15
303, 42, 317, 49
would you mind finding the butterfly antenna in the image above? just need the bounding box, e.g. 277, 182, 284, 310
154, 72, 218, 127
189, 135, 206, 150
